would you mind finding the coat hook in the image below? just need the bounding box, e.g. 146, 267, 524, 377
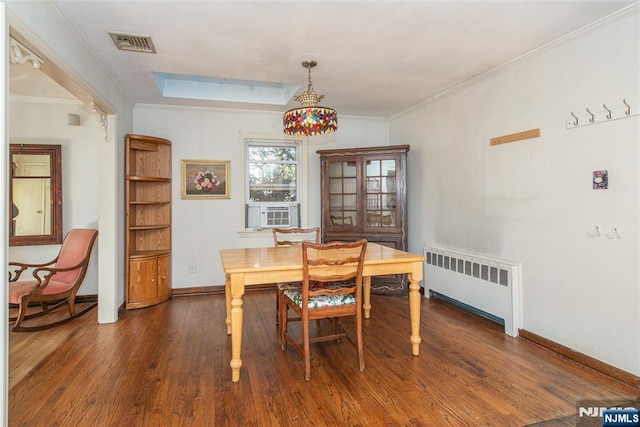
623, 99, 631, 116
606, 227, 621, 239
586, 108, 595, 123
570, 111, 579, 126
603, 104, 612, 119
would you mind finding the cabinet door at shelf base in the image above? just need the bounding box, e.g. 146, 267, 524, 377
156, 254, 171, 301
127, 254, 172, 309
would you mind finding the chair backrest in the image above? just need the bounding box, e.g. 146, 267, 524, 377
53, 229, 98, 285
272, 227, 320, 247
302, 239, 367, 296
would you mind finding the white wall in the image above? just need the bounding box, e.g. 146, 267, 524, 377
134, 105, 389, 288
8, 100, 101, 294
1, 6, 8, 424
6, 0, 136, 324
392, 9, 640, 375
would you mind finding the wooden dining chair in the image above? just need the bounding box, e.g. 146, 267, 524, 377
279, 239, 367, 380
272, 227, 320, 326
8, 228, 98, 332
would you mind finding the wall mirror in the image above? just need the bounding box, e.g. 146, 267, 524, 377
9, 144, 62, 246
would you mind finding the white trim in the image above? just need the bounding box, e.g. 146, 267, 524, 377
97, 113, 119, 324
1, 4, 10, 424
9, 94, 82, 105
239, 132, 307, 231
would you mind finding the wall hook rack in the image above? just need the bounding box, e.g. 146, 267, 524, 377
566, 99, 638, 129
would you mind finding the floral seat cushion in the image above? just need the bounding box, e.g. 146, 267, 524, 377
283, 283, 356, 309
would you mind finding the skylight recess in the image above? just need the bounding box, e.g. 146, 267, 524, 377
152, 72, 299, 105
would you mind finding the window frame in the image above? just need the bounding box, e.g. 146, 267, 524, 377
240, 134, 307, 232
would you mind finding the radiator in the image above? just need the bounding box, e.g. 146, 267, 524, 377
423, 244, 522, 337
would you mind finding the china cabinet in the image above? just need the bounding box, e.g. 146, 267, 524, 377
317, 145, 410, 295
125, 134, 172, 309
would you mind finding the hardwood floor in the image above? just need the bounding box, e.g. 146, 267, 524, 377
9, 290, 637, 426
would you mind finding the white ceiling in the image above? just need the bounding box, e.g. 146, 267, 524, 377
10, 0, 638, 117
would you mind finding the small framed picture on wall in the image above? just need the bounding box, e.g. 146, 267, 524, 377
181, 159, 230, 199
592, 169, 608, 190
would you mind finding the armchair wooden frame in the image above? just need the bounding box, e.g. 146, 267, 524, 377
8, 228, 98, 332
279, 239, 367, 380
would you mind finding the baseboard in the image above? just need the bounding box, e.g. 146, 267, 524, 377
170, 283, 276, 297
171, 285, 225, 296
75, 294, 98, 303
518, 328, 640, 389
118, 301, 126, 319
77, 294, 128, 319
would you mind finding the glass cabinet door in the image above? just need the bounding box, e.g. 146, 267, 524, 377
328, 160, 358, 228
318, 145, 409, 295
365, 158, 398, 230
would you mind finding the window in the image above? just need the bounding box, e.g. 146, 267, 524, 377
244, 138, 304, 229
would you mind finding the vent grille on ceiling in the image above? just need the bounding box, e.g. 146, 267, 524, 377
108, 32, 156, 54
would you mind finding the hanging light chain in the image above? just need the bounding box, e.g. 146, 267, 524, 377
306, 63, 314, 93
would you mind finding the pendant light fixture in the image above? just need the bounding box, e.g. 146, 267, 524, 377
283, 60, 338, 136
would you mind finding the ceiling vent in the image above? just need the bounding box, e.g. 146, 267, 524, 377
108, 32, 156, 54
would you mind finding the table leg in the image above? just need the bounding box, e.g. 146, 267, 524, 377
408, 270, 422, 356
229, 273, 245, 382
363, 276, 372, 319
224, 273, 231, 335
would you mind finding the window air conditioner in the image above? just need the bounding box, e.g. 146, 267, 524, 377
260, 204, 291, 228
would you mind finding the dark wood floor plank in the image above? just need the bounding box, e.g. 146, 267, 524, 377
9, 290, 637, 426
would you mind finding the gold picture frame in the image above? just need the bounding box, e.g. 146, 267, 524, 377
181, 159, 230, 199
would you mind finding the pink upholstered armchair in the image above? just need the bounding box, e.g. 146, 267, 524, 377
8, 228, 98, 332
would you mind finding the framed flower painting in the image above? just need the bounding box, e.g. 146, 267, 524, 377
181, 159, 230, 199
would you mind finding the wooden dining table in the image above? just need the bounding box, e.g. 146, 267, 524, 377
219, 242, 426, 382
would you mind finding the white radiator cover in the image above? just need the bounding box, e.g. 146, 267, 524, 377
423, 244, 522, 337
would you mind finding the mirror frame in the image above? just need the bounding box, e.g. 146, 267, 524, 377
9, 143, 63, 246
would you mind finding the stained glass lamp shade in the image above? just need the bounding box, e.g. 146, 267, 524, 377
283, 60, 338, 136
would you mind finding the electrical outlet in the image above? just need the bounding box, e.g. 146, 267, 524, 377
188, 262, 196, 273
